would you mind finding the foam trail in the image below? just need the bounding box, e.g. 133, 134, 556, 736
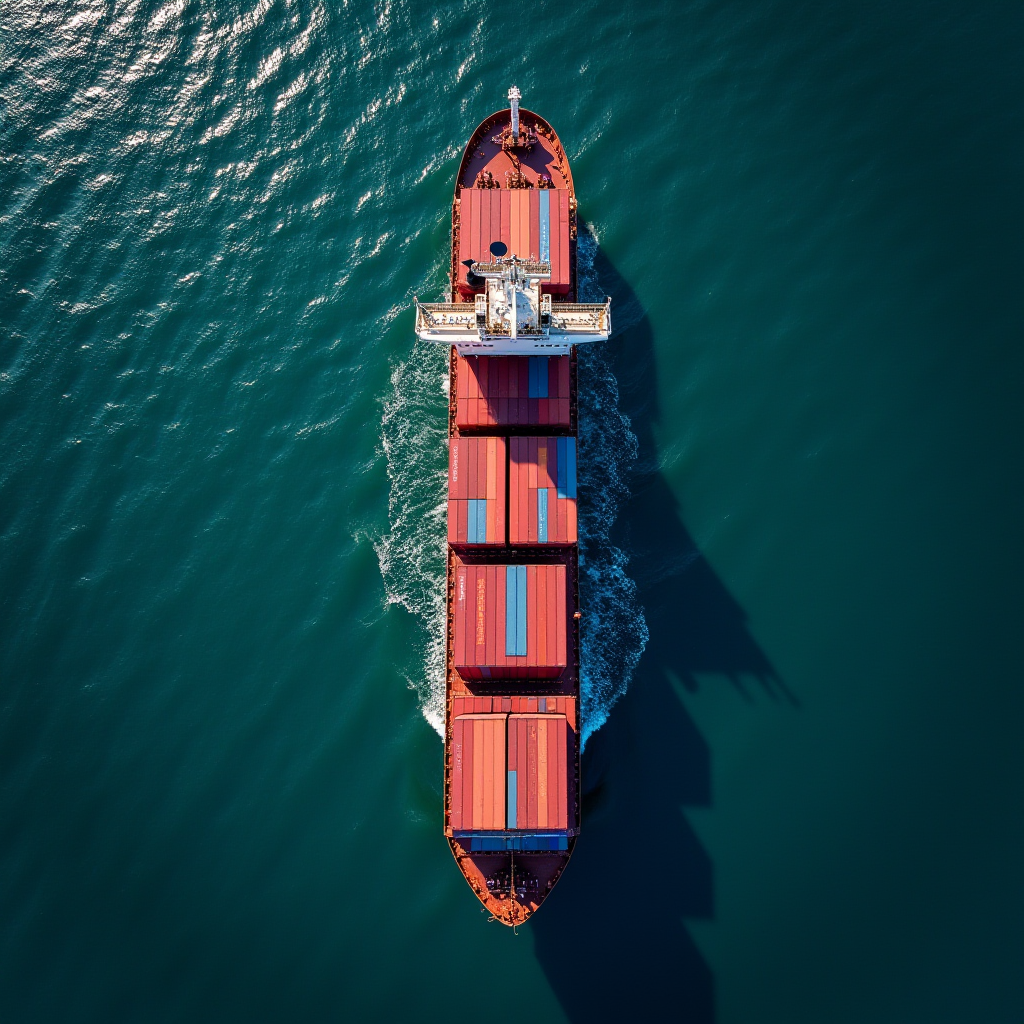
575, 228, 648, 747
377, 232, 646, 748
374, 341, 450, 737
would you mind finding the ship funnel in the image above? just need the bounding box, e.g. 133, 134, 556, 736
508, 85, 521, 137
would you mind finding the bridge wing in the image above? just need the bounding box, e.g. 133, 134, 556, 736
415, 300, 610, 352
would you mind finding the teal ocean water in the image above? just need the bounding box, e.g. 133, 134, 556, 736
2, 2, 1022, 1021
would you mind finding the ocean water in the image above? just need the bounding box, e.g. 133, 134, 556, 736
1, 1, 1022, 1021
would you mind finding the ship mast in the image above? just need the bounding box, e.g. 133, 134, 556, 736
508, 85, 521, 138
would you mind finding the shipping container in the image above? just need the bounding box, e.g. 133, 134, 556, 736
529, 189, 539, 264
448, 436, 506, 546
450, 713, 507, 831
507, 714, 571, 831
448, 701, 577, 830
452, 559, 569, 679
558, 189, 570, 289
509, 436, 577, 545
455, 354, 571, 429
509, 189, 523, 266
456, 188, 571, 295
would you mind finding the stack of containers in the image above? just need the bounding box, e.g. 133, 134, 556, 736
509, 437, 577, 545
453, 560, 568, 679
507, 713, 570, 830
448, 436, 506, 546
448, 707, 576, 833
449, 714, 507, 831
455, 354, 571, 429
457, 188, 571, 295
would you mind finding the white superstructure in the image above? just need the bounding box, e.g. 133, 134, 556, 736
415, 255, 610, 355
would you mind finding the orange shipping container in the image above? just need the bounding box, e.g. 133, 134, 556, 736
450, 714, 507, 831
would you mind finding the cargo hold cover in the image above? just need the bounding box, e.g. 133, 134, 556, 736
455, 354, 570, 429
449, 709, 576, 833
453, 561, 568, 679
457, 187, 571, 296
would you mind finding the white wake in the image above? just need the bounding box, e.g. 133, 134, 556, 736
575, 229, 648, 746
374, 341, 450, 736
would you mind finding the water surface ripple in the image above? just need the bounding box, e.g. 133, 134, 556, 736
1, 2, 1022, 1022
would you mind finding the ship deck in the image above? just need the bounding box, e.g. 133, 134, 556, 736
455, 107, 575, 194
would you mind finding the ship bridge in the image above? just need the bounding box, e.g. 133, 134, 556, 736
415, 254, 610, 355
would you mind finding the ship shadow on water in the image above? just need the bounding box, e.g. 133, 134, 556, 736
532, 245, 787, 1024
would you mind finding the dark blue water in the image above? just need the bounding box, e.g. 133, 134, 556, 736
2, 2, 1022, 1021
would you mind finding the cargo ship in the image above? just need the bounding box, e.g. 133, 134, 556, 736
414, 88, 610, 925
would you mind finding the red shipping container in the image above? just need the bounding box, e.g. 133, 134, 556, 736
500, 189, 511, 254
510, 189, 525, 262
450, 714, 506, 830
452, 559, 569, 679
448, 436, 506, 546
480, 188, 491, 267
507, 714, 569, 830
509, 436, 578, 545
457, 187, 506, 295
455, 354, 571, 429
